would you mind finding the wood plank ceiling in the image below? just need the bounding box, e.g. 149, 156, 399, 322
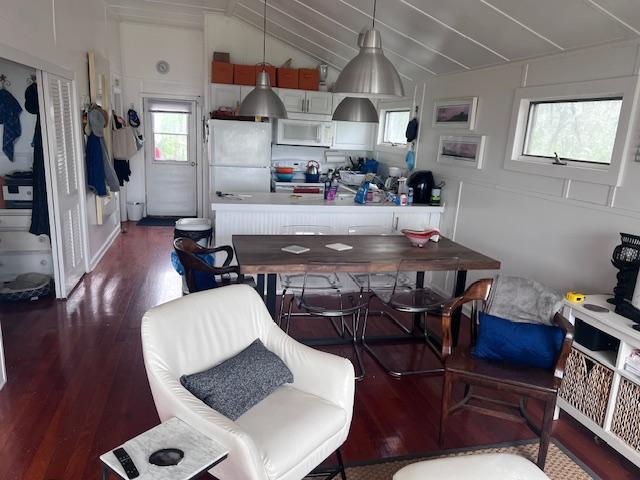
108, 0, 640, 83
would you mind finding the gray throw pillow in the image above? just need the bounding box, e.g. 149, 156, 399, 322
180, 339, 293, 420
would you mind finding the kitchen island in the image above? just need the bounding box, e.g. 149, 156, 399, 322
211, 192, 445, 248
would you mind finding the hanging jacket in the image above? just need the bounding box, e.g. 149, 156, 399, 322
86, 132, 107, 196
0, 88, 22, 160
25, 82, 50, 237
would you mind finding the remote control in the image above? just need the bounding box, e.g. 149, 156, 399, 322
113, 447, 140, 479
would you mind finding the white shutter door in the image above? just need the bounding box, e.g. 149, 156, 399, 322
42, 73, 86, 297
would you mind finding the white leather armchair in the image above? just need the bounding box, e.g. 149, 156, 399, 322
141, 284, 355, 480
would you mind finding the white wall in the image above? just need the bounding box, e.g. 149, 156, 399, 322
0, 0, 122, 266
416, 40, 640, 294
0, 58, 36, 176
205, 14, 339, 86
119, 22, 204, 211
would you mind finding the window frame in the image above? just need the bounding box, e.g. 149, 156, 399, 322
376, 100, 412, 153
504, 76, 639, 187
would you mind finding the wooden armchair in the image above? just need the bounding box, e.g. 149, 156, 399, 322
438, 278, 574, 470
173, 238, 253, 293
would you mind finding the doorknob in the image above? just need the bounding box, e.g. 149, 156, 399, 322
190, 162, 196, 166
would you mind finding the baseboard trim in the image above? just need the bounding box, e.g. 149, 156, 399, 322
89, 225, 120, 272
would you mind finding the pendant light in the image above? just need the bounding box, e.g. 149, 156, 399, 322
332, 97, 378, 122
239, 0, 287, 118
334, 0, 404, 99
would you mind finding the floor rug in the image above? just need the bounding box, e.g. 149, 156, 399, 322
136, 216, 183, 227
307, 439, 599, 480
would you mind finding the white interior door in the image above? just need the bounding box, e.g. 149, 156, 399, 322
41, 72, 87, 298
144, 98, 197, 216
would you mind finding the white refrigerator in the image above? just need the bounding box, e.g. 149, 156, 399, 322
208, 120, 272, 193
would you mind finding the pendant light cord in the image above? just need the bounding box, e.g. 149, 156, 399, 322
372, 0, 376, 29
262, 0, 267, 66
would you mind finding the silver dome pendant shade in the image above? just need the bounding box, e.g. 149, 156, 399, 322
239, 70, 287, 118
238, 0, 287, 119
332, 97, 378, 122
334, 0, 404, 99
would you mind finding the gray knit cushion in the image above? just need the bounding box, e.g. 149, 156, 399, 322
180, 339, 293, 420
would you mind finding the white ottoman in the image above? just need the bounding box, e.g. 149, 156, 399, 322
393, 453, 550, 480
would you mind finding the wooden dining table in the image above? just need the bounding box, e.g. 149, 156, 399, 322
233, 234, 501, 346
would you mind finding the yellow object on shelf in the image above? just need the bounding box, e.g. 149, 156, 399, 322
566, 291, 586, 303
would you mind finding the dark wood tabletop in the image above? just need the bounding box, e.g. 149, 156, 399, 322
233, 235, 501, 274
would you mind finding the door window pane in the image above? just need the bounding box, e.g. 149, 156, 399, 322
152, 112, 189, 161
152, 112, 187, 134
154, 134, 188, 161
523, 98, 622, 164
382, 110, 410, 145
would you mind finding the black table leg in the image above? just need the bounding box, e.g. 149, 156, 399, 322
101, 465, 110, 480
413, 271, 425, 331
256, 273, 265, 300
452, 270, 468, 347
266, 273, 277, 319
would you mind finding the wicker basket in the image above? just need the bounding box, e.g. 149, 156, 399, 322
611, 378, 640, 450
559, 347, 613, 426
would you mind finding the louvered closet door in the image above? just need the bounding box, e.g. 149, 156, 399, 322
41, 73, 86, 297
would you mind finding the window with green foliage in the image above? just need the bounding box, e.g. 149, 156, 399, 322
152, 112, 189, 162
523, 98, 622, 165
381, 109, 410, 145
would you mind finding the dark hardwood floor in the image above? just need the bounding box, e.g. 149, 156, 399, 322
0, 223, 637, 479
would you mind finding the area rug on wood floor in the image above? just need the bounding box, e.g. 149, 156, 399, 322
306, 439, 599, 480
137, 216, 183, 227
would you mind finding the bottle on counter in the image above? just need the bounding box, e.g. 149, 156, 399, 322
407, 187, 414, 205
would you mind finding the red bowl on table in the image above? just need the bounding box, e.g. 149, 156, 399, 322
275, 167, 294, 174
401, 228, 440, 247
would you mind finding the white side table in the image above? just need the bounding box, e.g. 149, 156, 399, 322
100, 417, 228, 480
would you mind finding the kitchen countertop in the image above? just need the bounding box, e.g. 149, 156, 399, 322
211, 192, 445, 212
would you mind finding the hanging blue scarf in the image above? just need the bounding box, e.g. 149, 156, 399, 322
0, 88, 22, 160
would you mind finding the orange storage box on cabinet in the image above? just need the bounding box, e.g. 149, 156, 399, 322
277, 68, 299, 89
299, 68, 319, 90
234, 64, 257, 86
211, 62, 233, 84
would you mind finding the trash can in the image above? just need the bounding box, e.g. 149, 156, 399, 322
174, 218, 213, 247
126, 201, 144, 221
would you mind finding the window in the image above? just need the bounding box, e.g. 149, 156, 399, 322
381, 109, 410, 146
523, 98, 622, 165
504, 76, 638, 186
152, 112, 189, 162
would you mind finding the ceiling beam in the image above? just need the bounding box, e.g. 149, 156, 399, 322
480, 0, 564, 51
586, 0, 640, 37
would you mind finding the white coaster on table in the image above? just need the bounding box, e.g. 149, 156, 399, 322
325, 243, 353, 252
281, 245, 310, 254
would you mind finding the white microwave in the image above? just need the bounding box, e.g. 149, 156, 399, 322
274, 118, 334, 147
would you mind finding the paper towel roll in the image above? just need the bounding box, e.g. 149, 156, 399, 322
633, 271, 640, 310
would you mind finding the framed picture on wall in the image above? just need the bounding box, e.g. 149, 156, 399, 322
432, 97, 478, 130
437, 134, 486, 169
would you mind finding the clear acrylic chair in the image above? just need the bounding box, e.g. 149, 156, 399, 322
362, 258, 461, 377
277, 225, 342, 326
286, 262, 370, 381
346, 225, 413, 291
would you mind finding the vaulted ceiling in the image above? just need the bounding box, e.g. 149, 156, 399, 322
108, 0, 640, 83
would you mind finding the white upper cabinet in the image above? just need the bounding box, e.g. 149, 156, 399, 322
278, 88, 332, 114
210, 84, 240, 111
306, 91, 332, 115
278, 88, 306, 113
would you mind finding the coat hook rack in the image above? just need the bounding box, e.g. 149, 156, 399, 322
0, 74, 11, 88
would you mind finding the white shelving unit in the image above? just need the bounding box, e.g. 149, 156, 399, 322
560, 295, 640, 468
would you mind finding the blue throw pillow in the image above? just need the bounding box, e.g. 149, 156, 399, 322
473, 312, 564, 369
170, 251, 218, 291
